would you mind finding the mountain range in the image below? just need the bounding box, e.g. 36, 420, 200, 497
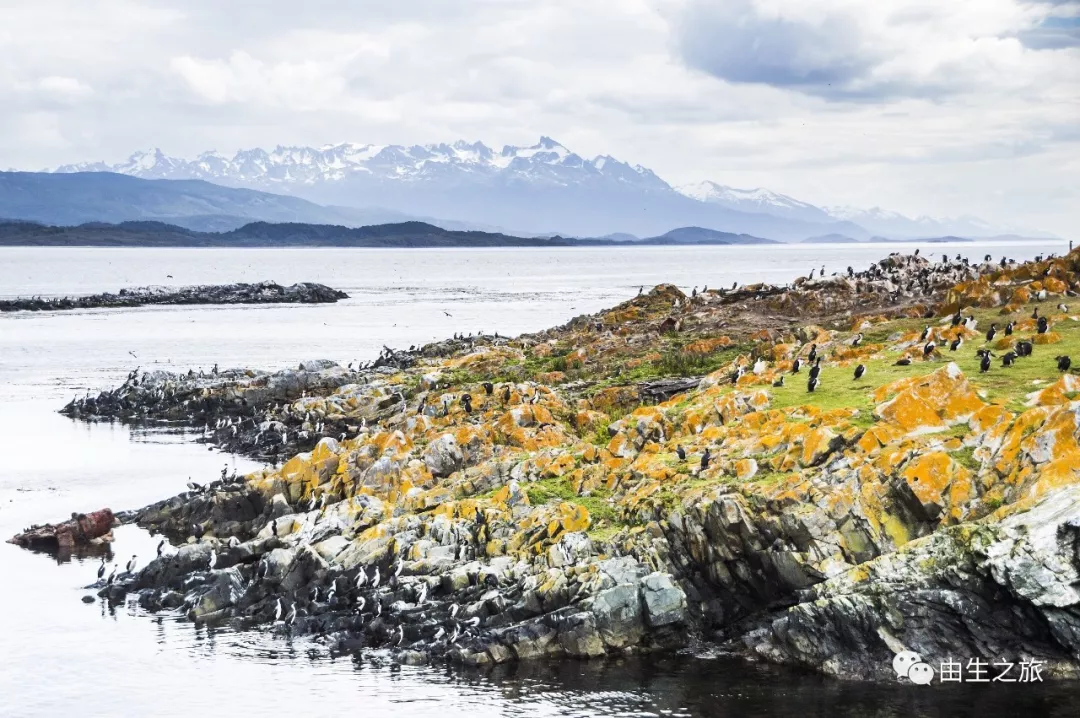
0, 220, 776, 248
46, 137, 1052, 241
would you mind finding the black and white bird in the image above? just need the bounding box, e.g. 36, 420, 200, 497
808, 357, 822, 381
284, 602, 296, 626
854, 364, 866, 380
772, 375, 785, 387
125, 555, 137, 573
1032, 306, 1040, 319
156, 539, 166, 557
372, 569, 381, 588
808, 344, 818, 363
986, 323, 998, 342
106, 565, 117, 585
1057, 355, 1072, 372
675, 445, 686, 461
1058, 303, 1069, 313
207, 551, 217, 570
923, 341, 936, 358
980, 352, 992, 373
1002, 351, 1017, 367
97, 557, 107, 580
1005, 321, 1014, 336
895, 357, 912, 366
949, 336, 963, 352
449, 603, 461, 619
700, 448, 711, 471
851, 333, 863, 347
1038, 316, 1049, 334
791, 358, 802, 374
808, 376, 819, 393
920, 325, 931, 341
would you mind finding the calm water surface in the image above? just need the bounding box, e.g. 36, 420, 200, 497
1, 243, 1075, 717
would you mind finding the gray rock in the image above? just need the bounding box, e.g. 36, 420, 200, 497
424, 434, 464, 478
592, 583, 644, 648
640, 573, 686, 627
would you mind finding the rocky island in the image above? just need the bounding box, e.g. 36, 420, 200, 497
23, 249, 1080, 682
0, 281, 348, 312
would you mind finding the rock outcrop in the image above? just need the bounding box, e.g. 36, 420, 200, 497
0, 281, 347, 312
32, 247, 1080, 680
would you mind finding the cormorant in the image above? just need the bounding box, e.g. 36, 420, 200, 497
791, 358, 801, 374
854, 364, 866, 380
676, 445, 686, 461
808, 376, 819, 392
772, 375, 785, 387
1002, 352, 1017, 367
700, 448, 711, 470
980, 353, 992, 373
1038, 316, 1049, 334
986, 324, 997, 342
949, 336, 963, 352
1057, 355, 1072, 372
1005, 321, 1014, 336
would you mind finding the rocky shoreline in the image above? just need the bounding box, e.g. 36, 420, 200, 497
24, 249, 1080, 680
0, 281, 347, 312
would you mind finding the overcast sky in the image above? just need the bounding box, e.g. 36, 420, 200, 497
1, 0, 1077, 235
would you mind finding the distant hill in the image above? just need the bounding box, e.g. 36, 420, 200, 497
803, 233, 860, 244
0, 171, 511, 233
0, 220, 778, 248
643, 226, 778, 245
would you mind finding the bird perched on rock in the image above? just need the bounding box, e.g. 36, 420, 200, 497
851, 333, 863, 347
97, 557, 107, 580
700, 448, 711, 470
482, 382, 493, 396
207, 551, 217, 570
1057, 355, 1072, 372
675, 445, 686, 461
461, 393, 473, 413
125, 555, 137, 573
923, 341, 936, 359
854, 364, 866, 380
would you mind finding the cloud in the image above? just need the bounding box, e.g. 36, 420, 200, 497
673, 0, 1075, 100
0, 0, 1075, 235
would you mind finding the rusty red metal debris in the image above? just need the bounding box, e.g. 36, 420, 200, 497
7, 508, 115, 550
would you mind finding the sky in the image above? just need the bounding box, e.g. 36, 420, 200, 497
1, 0, 1078, 235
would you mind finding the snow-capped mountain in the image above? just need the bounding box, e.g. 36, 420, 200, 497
56, 137, 670, 193
49, 137, 1045, 240
675, 181, 833, 223
822, 206, 1049, 240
